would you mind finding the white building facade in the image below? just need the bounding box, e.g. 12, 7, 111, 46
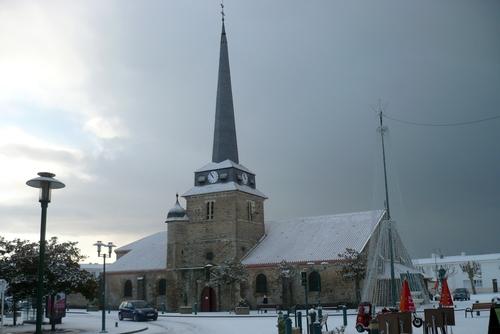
413, 253, 500, 294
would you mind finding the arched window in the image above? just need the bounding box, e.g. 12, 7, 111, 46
124, 280, 132, 297
158, 279, 167, 296
308, 271, 321, 292
256, 273, 268, 293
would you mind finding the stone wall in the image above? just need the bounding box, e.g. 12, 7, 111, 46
244, 264, 358, 309
106, 270, 168, 309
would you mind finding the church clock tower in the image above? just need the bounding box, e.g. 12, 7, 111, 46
165, 18, 266, 311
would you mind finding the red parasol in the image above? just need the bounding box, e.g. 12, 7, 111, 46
440, 278, 454, 307
399, 279, 416, 312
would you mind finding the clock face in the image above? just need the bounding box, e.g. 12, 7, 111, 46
241, 172, 248, 185
207, 171, 219, 184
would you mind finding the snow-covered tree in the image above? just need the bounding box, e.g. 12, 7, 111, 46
0, 237, 98, 326
209, 260, 248, 308
460, 261, 481, 294
337, 248, 366, 303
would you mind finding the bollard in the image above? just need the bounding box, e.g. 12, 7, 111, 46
312, 321, 321, 334
193, 302, 198, 315
308, 308, 317, 334
297, 311, 302, 330
277, 311, 285, 334
342, 305, 347, 327
285, 317, 292, 334
115, 322, 118, 327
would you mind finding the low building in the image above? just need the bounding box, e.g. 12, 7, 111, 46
413, 253, 500, 294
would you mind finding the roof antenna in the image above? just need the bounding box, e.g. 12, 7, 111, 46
221, 1, 226, 22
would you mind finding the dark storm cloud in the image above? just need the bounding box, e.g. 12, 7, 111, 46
2, 0, 499, 259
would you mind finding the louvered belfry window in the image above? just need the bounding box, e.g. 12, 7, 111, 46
206, 200, 215, 220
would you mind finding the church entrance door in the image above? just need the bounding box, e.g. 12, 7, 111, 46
200, 287, 216, 312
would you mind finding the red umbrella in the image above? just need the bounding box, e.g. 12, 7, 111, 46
440, 278, 454, 307
399, 279, 416, 312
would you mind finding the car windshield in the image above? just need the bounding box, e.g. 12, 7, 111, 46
131, 301, 150, 308
454, 289, 467, 293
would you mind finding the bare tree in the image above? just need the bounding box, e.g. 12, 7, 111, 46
459, 261, 481, 294
277, 260, 296, 308
338, 248, 366, 303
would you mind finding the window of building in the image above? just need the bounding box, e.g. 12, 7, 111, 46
256, 273, 268, 293
247, 201, 255, 221
158, 279, 167, 296
206, 200, 215, 220
124, 280, 132, 297
308, 271, 321, 292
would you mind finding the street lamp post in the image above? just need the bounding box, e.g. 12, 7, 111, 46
27, 172, 65, 334
94, 241, 116, 333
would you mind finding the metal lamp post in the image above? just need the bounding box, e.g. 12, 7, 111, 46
94, 241, 116, 333
27, 172, 65, 334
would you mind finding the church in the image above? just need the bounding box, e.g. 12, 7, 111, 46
105, 19, 424, 311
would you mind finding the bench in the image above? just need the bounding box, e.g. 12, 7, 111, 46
465, 302, 493, 318
257, 304, 280, 313
319, 304, 345, 312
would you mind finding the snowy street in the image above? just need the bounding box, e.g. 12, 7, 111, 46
2, 294, 496, 334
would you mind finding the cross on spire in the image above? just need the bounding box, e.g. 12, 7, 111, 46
220, 1, 225, 22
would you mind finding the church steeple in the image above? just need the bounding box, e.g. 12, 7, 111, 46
212, 19, 239, 164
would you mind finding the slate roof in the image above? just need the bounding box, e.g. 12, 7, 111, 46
107, 231, 167, 273
212, 22, 239, 164
241, 210, 385, 266
196, 160, 253, 174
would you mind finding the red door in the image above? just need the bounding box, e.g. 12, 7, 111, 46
200, 287, 216, 312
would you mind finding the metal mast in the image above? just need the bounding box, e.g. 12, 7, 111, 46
378, 109, 397, 307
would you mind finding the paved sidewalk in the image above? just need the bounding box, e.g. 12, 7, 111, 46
0, 311, 148, 334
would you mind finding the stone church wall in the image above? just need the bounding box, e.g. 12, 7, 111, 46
244, 264, 358, 309
106, 270, 167, 309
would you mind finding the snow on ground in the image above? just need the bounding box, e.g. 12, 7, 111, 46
2, 293, 498, 334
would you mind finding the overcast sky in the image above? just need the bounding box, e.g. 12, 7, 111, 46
1, 1, 499, 264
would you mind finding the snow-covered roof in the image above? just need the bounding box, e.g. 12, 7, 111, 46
108, 231, 167, 273
183, 181, 267, 198
166, 196, 189, 222
195, 160, 253, 174
242, 210, 385, 266
413, 253, 500, 266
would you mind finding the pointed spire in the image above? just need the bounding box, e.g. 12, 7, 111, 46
212, 14, 239, 164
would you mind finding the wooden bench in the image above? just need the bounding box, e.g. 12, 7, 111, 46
257, 304, 280, 313
320, 304, 345, 312
465, 302, 493, 318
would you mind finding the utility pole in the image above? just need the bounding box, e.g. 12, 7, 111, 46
378, 109, 397, 307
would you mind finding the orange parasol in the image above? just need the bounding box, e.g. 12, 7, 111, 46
439, 278, 454, 307
399, 279, 416, 312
